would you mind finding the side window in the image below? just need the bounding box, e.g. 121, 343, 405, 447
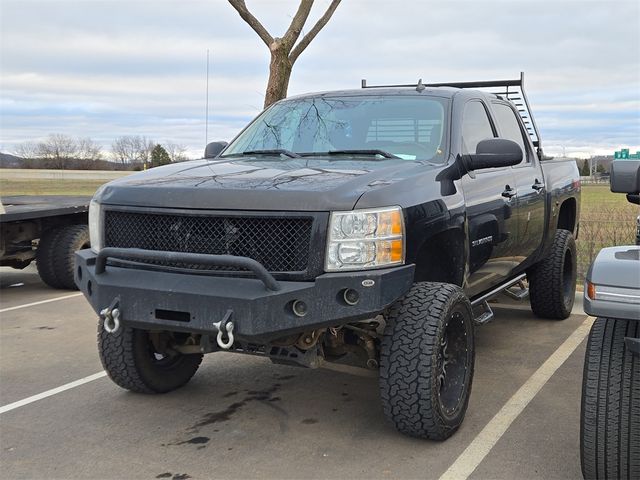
492, 103, 529, 163
461, 101, 495, 154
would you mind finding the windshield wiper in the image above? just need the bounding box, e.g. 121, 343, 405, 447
325, 149, 400, 159
241, 149, 300, 158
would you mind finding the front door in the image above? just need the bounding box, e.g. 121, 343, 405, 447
460, 100, 520, 298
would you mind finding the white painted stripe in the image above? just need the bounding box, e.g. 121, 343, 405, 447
0, 293, 82, 313
439, 316, 595, 480
0, 371, 107, 414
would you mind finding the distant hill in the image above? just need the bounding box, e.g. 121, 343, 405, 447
0, 153, 24, 168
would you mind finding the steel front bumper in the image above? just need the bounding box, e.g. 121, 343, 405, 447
75, 249, 414, 342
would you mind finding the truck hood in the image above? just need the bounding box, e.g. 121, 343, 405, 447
97, 157, 436, 211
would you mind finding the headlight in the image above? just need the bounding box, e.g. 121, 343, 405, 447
325, 206, 405, 271
88, 199, 103, 253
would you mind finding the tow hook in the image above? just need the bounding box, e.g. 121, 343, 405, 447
212, 310, 235, 349
100, 298, 121, 334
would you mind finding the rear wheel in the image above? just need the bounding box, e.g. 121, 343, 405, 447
581, 317, 640, 479
36, 224, 90, 289
380, 282, 475, 440
98, 320, 203, 394
528, 228, 577, 319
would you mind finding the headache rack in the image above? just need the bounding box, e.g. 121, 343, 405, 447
361, 72, 543, 159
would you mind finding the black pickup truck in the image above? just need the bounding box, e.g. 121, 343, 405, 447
76, 73, 580, 440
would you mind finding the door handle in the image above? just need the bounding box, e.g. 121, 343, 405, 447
501, 185, 516, 198
532, 179, 545, 192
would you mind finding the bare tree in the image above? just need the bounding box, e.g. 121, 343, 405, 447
14, 141, 40, 168
228, 0, 342, 108
36, 134, 79, 169
164, 142, 189, 162
76, 137, 103, 163
111, 135, 154, 165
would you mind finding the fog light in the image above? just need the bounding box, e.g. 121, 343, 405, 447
292, 300, 308, 317
343, 288, 360, 306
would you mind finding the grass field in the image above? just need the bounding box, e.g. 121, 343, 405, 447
577, 184, 638, 282
1, 175, 637, 283
0, 178, 111, 196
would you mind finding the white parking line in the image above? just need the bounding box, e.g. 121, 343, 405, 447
439, 315, 595, 480
0, 371, 107, 414
0, 293, 82, 314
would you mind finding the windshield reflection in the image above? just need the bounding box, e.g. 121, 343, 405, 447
222, 95, 448, 162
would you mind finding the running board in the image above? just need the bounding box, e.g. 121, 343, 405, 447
471, 273, 528, 307
503, 280, 530, 301
472, 301, 494, 325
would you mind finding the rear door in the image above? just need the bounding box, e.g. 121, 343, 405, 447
460, 100, 519, 297
491, 101, 545, 262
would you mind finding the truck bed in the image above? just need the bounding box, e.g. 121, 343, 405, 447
0, 195, 91, 223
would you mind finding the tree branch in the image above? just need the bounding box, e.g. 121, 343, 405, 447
228, 0, 274, 47
289, 0, 341, 64
281, 0, 314, 51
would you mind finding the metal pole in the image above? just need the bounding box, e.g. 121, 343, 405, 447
205, 49, 210, 145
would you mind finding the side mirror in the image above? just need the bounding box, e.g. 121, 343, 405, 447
464, 138, 523, 171
204, 141, 228, 159
610, 160, 640, 194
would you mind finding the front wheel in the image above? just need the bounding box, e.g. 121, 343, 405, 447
379, 282, 475, 440
98, 319, 203, 394
581, 318, 639, 479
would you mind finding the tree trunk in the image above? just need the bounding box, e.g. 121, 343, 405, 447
264, 45, 293, 109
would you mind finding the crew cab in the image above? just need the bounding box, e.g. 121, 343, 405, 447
76, 73, 580, 440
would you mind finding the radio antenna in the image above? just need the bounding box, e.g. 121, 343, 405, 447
205, 49, 210, 145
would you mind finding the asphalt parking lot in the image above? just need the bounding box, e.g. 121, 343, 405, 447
1, 265, 590, 480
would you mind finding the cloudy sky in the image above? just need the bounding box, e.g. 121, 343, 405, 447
1, 0, 638, 159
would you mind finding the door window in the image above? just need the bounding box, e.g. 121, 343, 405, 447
461, 101, 495, 154
492, 103, 529, 163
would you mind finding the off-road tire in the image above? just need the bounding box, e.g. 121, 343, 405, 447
380, 282, 475, 440
581, 318, 640, 480
36, 224, 90, 289
98, 319, 203, 394
528, 228, 577, 319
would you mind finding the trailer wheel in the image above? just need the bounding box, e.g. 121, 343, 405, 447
98, 320, 203, 394
581, 318, 639, 480
36, 224, 89, 290
528, 228, 577, 319
379, 282, 475, 440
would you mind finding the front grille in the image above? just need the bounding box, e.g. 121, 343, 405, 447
104, 210, 313, 273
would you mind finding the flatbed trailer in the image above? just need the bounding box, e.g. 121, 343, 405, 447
1, 195, 91, 289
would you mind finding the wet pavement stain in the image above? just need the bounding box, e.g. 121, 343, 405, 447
177, 436, 210, 445
188, 384, 286, 433
301, 418, 318, 424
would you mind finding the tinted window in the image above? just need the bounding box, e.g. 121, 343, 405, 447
493, 103, 528, 162
461, 102, 494, 154
222, 96, 448, 162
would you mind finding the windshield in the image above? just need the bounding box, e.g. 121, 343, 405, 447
222, 95, 449, 162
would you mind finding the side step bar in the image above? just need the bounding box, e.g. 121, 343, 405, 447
503, 280, 530, 301
472, 301, 494, 325
470, 273, 527, 325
